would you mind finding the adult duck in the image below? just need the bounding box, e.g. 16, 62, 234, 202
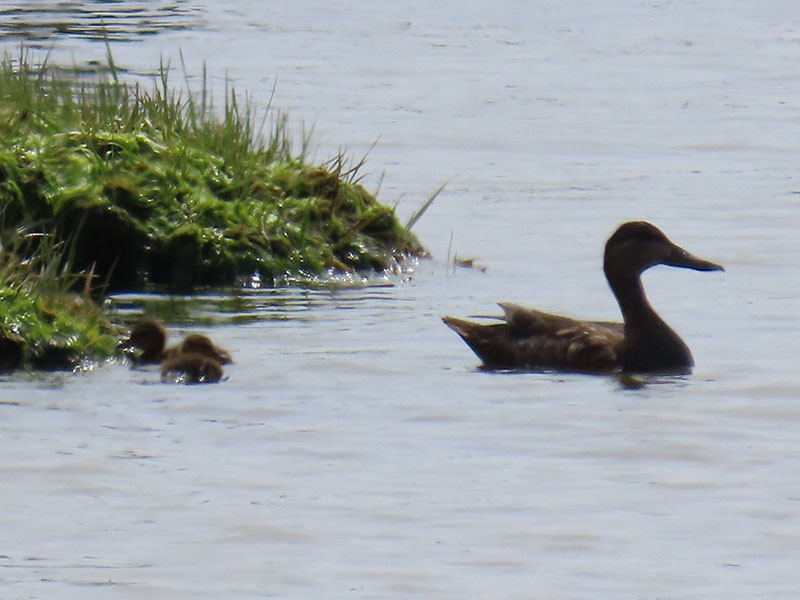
121, 319, 232, 383
442, 221, 723, 373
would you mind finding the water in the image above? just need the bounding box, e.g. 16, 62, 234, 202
1, 1, 799, 598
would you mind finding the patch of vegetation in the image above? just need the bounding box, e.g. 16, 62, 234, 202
0, 47, 429, 370
0, 226, 118, 370
0, 48, 425, 292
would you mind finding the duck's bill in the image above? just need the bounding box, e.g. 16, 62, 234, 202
666, 245, 724, 272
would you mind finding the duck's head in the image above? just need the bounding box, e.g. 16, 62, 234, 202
603, 221, 723, 281
181, 333, 233, 364
121, 319, 167, 358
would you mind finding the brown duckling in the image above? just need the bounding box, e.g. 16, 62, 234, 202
122, 319, 232, 365
443, 221, 723, 374
165, 333, 233, 365
160, 352, 224, 384
122, 319, 168, 364
121, 319, 232, 384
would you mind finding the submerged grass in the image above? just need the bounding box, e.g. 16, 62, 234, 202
0, 46, 429, 369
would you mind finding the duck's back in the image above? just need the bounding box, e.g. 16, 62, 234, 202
443, 303, 624, 372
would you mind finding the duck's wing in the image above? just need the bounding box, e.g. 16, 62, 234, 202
499, 302, 623, 336
443, 303, 624, 372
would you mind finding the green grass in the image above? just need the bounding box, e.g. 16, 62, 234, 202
0, 224, 118, 369
0, 47, 425, 292
0, 46, 430, 370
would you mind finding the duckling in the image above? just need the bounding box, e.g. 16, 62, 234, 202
166, 333, 233, 365
122, 319, 168, 364
122, 319, 232, 365
160, 352, 224, 384
443, 221, 723, 373
121, 319, 231, 384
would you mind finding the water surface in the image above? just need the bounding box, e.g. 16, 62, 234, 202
1, 2, 799, 598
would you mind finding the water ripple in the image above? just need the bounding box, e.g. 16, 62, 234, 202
0, 1, 205, 43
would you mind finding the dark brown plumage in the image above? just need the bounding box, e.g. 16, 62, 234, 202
174, 333, 233, 365
122, 319, 232, 365
121, 319, 232, 384
443, 221, 723, 374
160, 352, 224, 384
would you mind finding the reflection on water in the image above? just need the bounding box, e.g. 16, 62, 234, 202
109, 282, 405, 326
108, 264, 416, 325
0, 1, 204, 43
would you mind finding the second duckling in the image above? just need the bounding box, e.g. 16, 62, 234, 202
122, 319, 232, 384
160, 352, 225, 384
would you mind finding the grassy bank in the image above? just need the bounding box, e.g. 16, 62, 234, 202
0, 49, 424, 290
0, 48, 427, 369
0, 227, 118, 369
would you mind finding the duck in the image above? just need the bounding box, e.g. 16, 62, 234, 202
121, 319, 232, 384
442, 221, 723, 374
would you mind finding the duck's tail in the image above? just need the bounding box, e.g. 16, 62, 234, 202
442, 316, 518, 368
